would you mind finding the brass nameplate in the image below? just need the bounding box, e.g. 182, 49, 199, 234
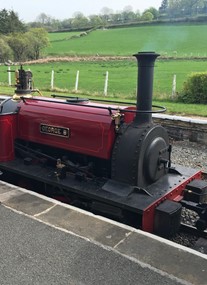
40, 124, 69, 138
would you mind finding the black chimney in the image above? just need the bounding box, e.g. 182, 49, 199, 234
133, 52, 160, 125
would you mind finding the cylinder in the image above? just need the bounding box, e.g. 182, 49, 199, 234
133, 52, 160, 125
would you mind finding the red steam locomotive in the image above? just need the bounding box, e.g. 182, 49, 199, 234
0, 52, 206, 236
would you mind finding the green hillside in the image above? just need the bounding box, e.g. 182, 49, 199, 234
46, 24, 207, 57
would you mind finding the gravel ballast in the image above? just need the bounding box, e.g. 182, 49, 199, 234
171, 139, 207, 172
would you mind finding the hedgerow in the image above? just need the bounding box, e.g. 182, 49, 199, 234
178, 72, 207, 104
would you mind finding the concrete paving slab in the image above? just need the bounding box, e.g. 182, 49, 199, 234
116, 231, 207, 285
0, 183, 15, 194
0, 205, 186, 285
0, 180, 207, 285
3, 192, 55, 216
0, 188, 23, 202
38, 204, 131, 247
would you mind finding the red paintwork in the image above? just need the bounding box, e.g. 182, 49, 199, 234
17, 98, 135, 159
0, 114, 17, 162
123, 106, 136, 123
142, 170, 202, 233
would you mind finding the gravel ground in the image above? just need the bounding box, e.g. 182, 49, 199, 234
170, 139, 207, 172
169, 139, 207, 250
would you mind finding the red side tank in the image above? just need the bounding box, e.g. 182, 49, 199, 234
17, 98, 135, 160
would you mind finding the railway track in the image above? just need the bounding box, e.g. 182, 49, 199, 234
171, 171, 207, 254
180, 223, 207, 239
167, 167, 207, 253
169, 218, 207, 254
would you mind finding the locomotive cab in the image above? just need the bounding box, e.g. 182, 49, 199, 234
0, 96, 18, 161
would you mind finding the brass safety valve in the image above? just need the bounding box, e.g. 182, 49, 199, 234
111, 108, 123, 132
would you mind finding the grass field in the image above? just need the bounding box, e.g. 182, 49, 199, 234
0, 58, 207, 117
46, 24, 207, 57
1, 59, 207, 98
0, 23, 207, 117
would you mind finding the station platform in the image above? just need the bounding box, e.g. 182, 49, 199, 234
0, 180, 206, 285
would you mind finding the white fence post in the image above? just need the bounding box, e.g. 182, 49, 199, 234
104, 71, 109, 96
8, 66, 11, 86
51, 69, 54, 89
172, 74, 176, 99
75, 70, 79, 91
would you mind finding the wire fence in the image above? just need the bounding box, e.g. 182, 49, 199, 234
1, 59, 207, 100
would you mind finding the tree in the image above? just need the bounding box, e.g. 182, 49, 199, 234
159, 0, 169, 13
25, 28, 49, 60
167, 0, 180, 17
121, 6, 137, 22
36, 13, 52, 25
71, 12, 89, 29
160, 0, 207, 17
141, 11, 154, 21
110, 13, 122, 24
60, 18, 73, 30
0, 9, 25, 34
35, 13, 61, 31
144, 7, 159, 19
89, 15, 103, 27
7, 28, 49, 61
7, 33, 30, 61
0, 37, 13, 62
100, 7, 114, 24
135, 10, 142, 21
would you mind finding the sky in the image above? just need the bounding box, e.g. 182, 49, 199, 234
0, 0, 162, 22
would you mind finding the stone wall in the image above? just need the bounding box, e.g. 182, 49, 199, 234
153, 114, 207, 144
